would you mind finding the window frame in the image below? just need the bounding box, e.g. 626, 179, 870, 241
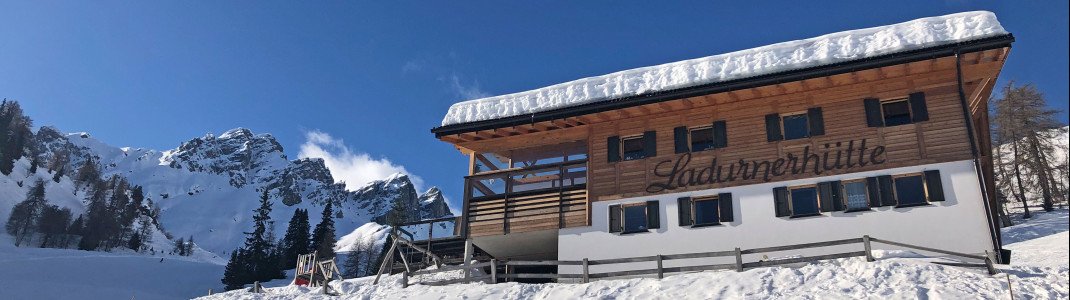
690, 195, 722, 227
620, 134, 646, 161
787, 184, 822, 218
688, 125, 717, 152
892, 172, 930, 207
880, 98, 913, 127
780, 111, 810, 141
841, 178, 872, 212
621, 202, 650, 233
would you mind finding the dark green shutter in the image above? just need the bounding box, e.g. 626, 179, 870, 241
877, 175, 896, 207
646, 200, 660, 229
677, 197, 692, 226
643, 131, 657, 158
674, 126, 688, 154
924, 170, 945, 202
808, 107, 825, 136
818, 181, 835, 212
909, 92, 929, 122
765, 113, 783, 142
830, 180, 845, 211
609, 204, 622, 233
718, 193, 734, 222
607, 136, 620, 163
712, 120, 727, 148
864, 98, 883, 127
866, 177, 882, 207
773, 187, 791, 217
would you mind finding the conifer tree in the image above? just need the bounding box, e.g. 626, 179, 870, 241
37, 205, 72, 248
991, 81, 1067, 215
5, 179, 47, 246
174, 237, 186, 256
279, 208, 311, 269
221, 250, 250, 290
310, 202, 337, 259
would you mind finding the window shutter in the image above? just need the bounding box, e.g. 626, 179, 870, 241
830, 180, 845, 211
864, 98, 883, 127
607, 136, 620, 163
765, 113, 783, 142
608, 204, 622, 233
646, 200, 660, 229
909, 92, 929, 122
674, 126, 688, 154
818, 181, 835, 212
643, 131, 657, 158
677, 197, 692, 226
924, 170, 945, 202
718, 193, 734, 222
877, 175, 896, 207
866, 177, 882, 207
807, 107, 825, 136
713, 120, 728, 148
773, 187, 791, 217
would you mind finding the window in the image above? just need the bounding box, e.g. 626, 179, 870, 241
623, 203, 649, 232
894, 174, 928, 206
790, 186, 820, 216
690, 126, 715, 152
609, 200, 660, 233
843, 180, 870, 211
692, 196, 721, 225
782, 113, 810, 140
881, 99, 912, 127
621, 136, 646, 161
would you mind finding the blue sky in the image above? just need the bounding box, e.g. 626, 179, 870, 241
2, 1, 1067, 210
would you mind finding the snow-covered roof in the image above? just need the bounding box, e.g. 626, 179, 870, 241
439, 11, 1008, 127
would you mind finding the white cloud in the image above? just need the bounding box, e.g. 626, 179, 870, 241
298, 130, 424, 191
401, 60, 423, 75
448, 73, 490, 100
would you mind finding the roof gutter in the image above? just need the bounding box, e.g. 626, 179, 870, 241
431, 34, 1015, 138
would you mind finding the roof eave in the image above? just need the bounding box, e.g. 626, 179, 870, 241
431, 34, 1014, 138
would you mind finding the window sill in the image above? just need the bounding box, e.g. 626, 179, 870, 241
690, 222, 722, 228
843, 208, 872, 213
620, 229, 650, 235
789, 213, 823, 219
895, 202, 931, 208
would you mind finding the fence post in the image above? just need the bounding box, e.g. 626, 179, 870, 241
208, 289, 213, 296
252, 281, 261, 293
734, 248, 743, 272
582, 258, 589, 283
863, 235, 875, 262
490, 259, 498, 284
462, 239, 473, 279
656, 255, 664, 279
984, 251, 997, 275
402, 270, 409, 288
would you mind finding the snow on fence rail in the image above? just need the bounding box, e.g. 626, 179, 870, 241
400, 235, 997, 287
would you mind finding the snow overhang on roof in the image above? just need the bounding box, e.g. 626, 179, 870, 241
432, 11, 1012, 137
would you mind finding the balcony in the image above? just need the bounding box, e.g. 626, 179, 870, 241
463, 159, 589, 238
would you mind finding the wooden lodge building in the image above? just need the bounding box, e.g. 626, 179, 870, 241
430, 12, 1014, 275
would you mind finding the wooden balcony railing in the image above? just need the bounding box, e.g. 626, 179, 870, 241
463, 160, 588, 238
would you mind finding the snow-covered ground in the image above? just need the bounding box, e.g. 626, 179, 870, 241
199, 209, 1069, 300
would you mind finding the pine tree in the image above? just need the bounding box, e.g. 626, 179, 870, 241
65, 215, 84, 249
185, 235, 196, 256
310, 202, 337, 259
78, 181, 110, 250
221, 249, 250, 290
5, 179, 47, 246
0, 100, 34, 175
278, 208, 311, 269
220, 189, 285, 289
28, 156, 39, 174
174, 237, 186, 256
991, 81, 1067, 215
37, 205, 72, 248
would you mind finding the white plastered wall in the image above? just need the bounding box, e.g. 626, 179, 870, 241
558, 160, 995, 277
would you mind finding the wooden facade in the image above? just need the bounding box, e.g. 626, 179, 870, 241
436, 47, 1010, 240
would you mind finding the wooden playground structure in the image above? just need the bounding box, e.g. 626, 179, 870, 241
292, 251, 342, 292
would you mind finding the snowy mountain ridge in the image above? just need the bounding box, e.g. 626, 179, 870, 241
6, 125, 452, 256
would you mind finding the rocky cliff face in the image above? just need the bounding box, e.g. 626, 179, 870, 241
25, 126, 452, 253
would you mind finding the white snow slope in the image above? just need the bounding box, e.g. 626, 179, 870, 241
441, 11, 1007, 126
200, 210, 1069, 300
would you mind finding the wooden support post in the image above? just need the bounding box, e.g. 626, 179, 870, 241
582, 258, 589, 283
373, 238, 400, 285
863, 235, 875, 262
323, 281, 330, 294
490, 259, 498, 284
656, 254, 664, 279
208, 289, 213, 295
253, 281, 261, 293
462, 239, 474, 279
734, 247, 744, 272
402, 270, 409, 288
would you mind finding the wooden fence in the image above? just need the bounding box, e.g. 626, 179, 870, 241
401, 235, 997, 287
